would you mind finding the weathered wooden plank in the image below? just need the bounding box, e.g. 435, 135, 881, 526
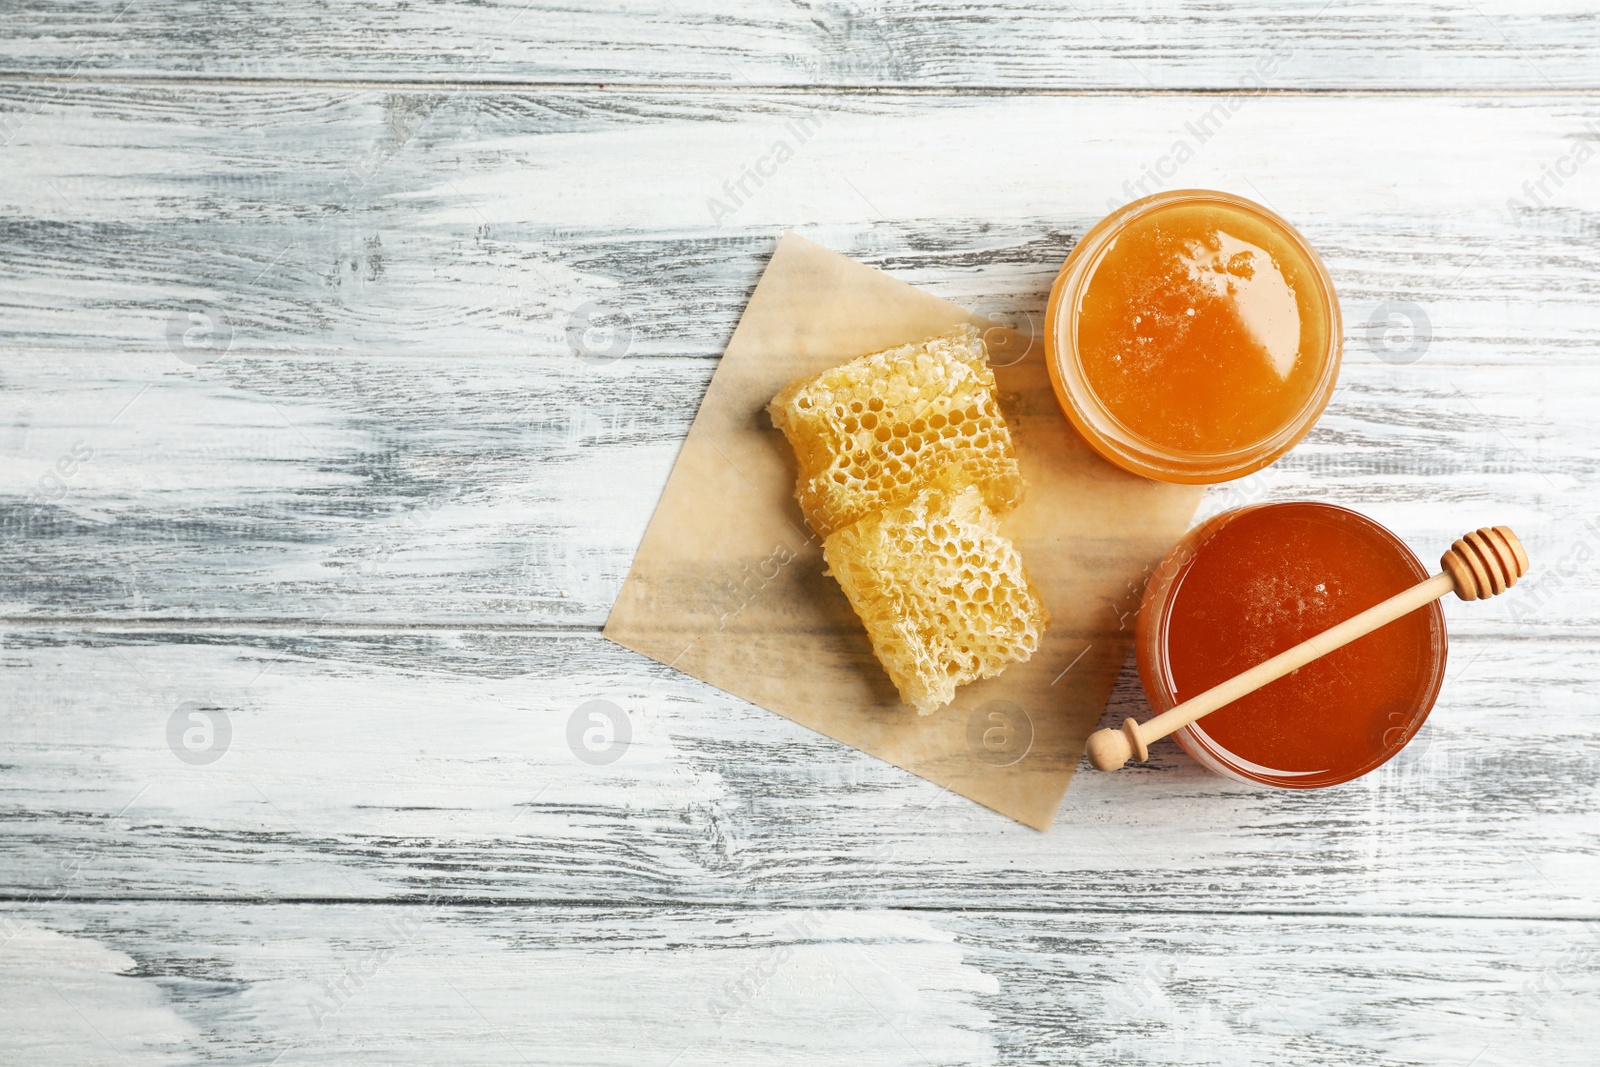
2, 352, 1593, 631
2, 627, 1595, 915
6, 90, 1598, 629
1, 88, 1598, 359
2, 902, 1596, 1066
3, 1, 1599, 89
0, 350, 701, 626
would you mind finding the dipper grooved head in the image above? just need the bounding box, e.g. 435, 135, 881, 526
1441, 526, 1529, 600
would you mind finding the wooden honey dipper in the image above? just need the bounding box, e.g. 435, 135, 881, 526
1086, 526, 1530, 772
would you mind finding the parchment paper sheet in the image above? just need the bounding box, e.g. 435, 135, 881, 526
605, 233, 1203, 828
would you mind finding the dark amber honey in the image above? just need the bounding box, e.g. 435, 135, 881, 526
1136, 502, 1448, 787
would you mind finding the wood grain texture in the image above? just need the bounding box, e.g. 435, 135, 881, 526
3, 903, 1597, 1066
3, 89, 1598, 628
2, 351, 1593, 632
3, 87, 1599, 359
2, 626, 1595, 915
4, 1, 1600, 89
4, 8, 1599, 1061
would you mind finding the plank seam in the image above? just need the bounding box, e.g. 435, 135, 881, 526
0, 617, 605, 635
0, 896, 1595, 923
3, 351, 1593, 372
2, 73, 1600, 96
0, 618, 1580, 643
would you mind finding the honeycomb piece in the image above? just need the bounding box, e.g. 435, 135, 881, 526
767, 325, 1023, 535
823, 481, 1050, 714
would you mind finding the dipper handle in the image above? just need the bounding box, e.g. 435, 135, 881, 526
1086, 526, 1529, 773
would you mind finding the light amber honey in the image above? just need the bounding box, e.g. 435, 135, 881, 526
1047, 190, 1342, 483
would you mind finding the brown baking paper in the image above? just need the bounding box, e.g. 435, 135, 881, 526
605, 233, 1202, 828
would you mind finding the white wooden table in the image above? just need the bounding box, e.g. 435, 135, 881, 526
3, 4, 1599, 1064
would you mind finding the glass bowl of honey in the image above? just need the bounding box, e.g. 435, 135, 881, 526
1135, 501, 1447, 787
1046, 190, 1343, 483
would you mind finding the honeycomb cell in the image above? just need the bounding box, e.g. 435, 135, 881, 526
822, 482, 1050, 715
766, 325, 1024, 535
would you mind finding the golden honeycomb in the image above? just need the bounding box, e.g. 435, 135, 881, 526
767, 325, 1023, 535
823, 481, 1049, 714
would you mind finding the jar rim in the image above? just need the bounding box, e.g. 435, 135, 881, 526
1045, 189, 1344, 484
1137, 501, 1449, 788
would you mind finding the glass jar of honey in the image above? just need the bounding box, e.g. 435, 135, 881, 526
1136, 502, 1447, 787
1046, 190, 1343, 483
